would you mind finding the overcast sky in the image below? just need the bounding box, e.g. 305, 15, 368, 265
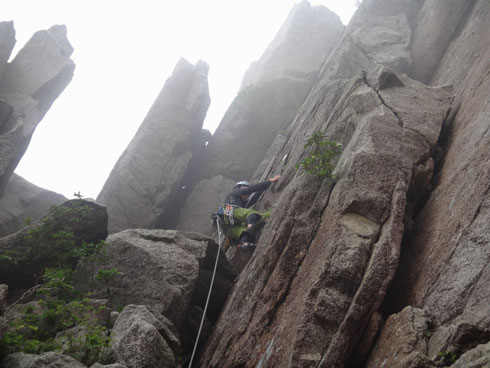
4, 0, 357, 199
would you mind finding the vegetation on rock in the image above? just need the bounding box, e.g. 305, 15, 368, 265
296, 131, 342, 179
0, 204, 117, 366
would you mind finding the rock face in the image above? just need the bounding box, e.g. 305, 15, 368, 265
198, 1, 461, 366
175, 2, 344, 235
3, 352, 86, 368
75, 229, 236, 362
0, 22, 16, 79
111, 305, 179, 368
97, 58, 210, 233
378, 0, 490, 365
0, 174, 67, 237
0, 24, 74, 198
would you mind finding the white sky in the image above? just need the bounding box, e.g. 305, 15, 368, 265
4, 0, 357, 199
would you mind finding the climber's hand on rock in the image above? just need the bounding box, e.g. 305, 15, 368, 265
269, 175, 281, 183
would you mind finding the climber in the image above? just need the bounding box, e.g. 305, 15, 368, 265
214, 175, 280, 251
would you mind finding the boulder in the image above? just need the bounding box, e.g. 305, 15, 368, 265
96, 58, 210, 233
175, 3, 345, 234
0, 174, 67, 237
0, 199, 108, 289
451, 341, 490, 368
75, 229, 236, 330
365, 307, 432, 368
0, 21, 16, 79
0, 24, 74, 198
111, 305, 179, 368
2, 352, 85, 368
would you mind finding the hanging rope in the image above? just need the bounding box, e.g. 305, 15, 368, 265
187, 221, 223, 368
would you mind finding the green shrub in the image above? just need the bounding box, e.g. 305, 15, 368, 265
296, 131, 342, 178
0, 204, 112, 365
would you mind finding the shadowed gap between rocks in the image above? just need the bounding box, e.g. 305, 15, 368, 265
380, 96, 459, 323
153, 131, 210, 230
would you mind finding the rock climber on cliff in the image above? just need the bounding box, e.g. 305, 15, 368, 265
214, 175, 280, 251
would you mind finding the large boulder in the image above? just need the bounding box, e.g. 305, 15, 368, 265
111, 305, 179, 368
175, 2, 345, 235
0, 174, 67, 237
0, 25, 74, 198
75, 229, 236, 329
2, 352, 85, 368
96, 58, 210, 233
0, 199, 108, 289
366, 307, 433, 367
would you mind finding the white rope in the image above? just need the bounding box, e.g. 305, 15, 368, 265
187, 221, 223, 368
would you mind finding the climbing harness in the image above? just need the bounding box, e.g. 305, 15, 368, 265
187, 221, 223, 368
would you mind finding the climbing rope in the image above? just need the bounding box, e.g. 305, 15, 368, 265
187, 220, 223, 368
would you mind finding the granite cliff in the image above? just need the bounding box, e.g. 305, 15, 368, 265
0, 0, 489, 367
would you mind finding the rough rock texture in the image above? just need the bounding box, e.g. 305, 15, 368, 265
0, 199, 108, 289
0, 22, 16, 79
0, 25, 74, 197
0, 174, 67, 237
451, 341, 490, 368
97, 58, 210, 233
176, 175, 235, 235
373, 0, 490, 365
199, 8, 453, 360
2, 352, 85, 368
366, 307, 432, 367
111, 305, 179, 368
175, 3, 344, 236
240, 1, 344, 89
76, 229, 236, 329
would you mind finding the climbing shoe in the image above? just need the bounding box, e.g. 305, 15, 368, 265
238, 242, 256, 251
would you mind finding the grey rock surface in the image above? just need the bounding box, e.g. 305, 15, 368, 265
76, 229, 235, 330
0, 284, 7, 315
199, 62, 451, 368
366, 307, 432, 368
176, 3, 345, 234
240, 1, 343, 89
176, 175, 235, 236
111, 305, 179, 368
0, 21, 16, 79
0, 25, 74, 116
2, 352, 85, 368
97, 58, 210, 233
0, 24, 74, 198
451, 341, 490, 368
0, 174, 67, 237
410, 0, 475, 83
